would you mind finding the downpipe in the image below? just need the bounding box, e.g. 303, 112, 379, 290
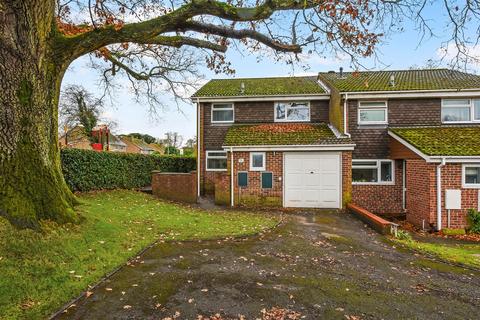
436, 158, 446, 231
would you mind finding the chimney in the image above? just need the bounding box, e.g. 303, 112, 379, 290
389, 74, 395, 87
339, 67, 344, 78
240, 82, 245, 94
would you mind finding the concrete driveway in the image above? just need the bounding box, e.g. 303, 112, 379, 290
55, 211, 480, 319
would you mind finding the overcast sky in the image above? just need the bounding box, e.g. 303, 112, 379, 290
61, 3, 479, 145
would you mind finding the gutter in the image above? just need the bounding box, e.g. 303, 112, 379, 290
436, 157, 446, 231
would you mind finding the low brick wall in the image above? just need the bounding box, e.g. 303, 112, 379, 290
152, 171, 197, 203
348, 203, 397, 235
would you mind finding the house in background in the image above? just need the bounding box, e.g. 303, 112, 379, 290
59, 125, 127, 152
193, 69, 480, 231
119, 135, 156, 154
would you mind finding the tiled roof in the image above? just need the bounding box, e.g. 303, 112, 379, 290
390, 126, 480, 156
192, 76, 326, 97
223, 123, 351, 146
318, 69, 480, 92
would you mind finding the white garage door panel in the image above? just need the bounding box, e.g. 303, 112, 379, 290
284, 152, 341, 208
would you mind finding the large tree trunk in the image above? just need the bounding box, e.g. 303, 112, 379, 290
0, 0, 78, 228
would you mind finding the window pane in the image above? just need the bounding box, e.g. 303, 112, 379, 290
352, 161, 377, 167
208, 152, 226, 157
359, 109, 386, 122
212, 104, 232, 109
261, 172, 273, 189
207, 158, 227, 169
359, 101, 386, 107
474, 100, 480, 120
380, 161, 393, 182
238, 172, 248, 187
465, 167, 480, 184
286, 106, 309, 121
352, 168, 378, 183
212, 109, 233, 122
441, 107, 470, 122
252, 154, 264, 168
442, 99, 470, 106
276, 104, 286, 119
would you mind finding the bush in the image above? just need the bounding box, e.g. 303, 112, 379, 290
61, 149, 196, 192
442, 228, 466, 236
395, 229, 412, 241
467, 209, 480, 234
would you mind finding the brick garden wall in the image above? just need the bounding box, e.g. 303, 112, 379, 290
352, 160, 404, 217
152, 171, 197, 203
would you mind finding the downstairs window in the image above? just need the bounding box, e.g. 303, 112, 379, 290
352, 160, 394, 184
463, 165, 480, 188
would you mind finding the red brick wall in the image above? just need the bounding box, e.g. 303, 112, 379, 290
352, 160, 404, 217
405, 159, 436, 228
405, 161, 480, 229
232, 151, 283, 206
342, 152, 352, 209
152, 171, 197, 203
439, 164, 479, 229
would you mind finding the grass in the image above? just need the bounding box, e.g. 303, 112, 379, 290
394, 238, 480, 269
0, 190, 279, 319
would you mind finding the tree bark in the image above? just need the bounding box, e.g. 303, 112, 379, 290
0, 0, 78, 228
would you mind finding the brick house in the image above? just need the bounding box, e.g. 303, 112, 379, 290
192, 69, 480, 230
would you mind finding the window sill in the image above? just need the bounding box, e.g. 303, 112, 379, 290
462, 184, 480, 189
206, 169, 228, 172
353, 182, 395, 186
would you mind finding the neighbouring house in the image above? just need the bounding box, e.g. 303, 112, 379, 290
59, 125, 127, 152
120, 135, 155, 154
148, 143, 165, 154
192, 69, 480, 230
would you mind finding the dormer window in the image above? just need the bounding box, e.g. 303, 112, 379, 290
442, 99, 480, 123
274, 102, 310, 122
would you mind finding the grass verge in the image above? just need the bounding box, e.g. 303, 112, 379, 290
0, 190, 279, 319
394, 238, 480, 269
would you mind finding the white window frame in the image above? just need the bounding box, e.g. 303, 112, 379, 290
462, 164, 480, 188
250, 152, 266, 171
211, 103, 234, 124
206, 150, 227, 171
357, 101, 388, 125
441, 99, 480, 124
352, 159, 395, 185
274, 101, 311, 122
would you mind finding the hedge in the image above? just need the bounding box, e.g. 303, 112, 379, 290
61, 149, 196, 192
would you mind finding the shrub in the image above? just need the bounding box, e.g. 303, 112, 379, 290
395, 229, 412, 241
442, 228, 466, 236
467, 209, 480, 234
61, 149, 196, 192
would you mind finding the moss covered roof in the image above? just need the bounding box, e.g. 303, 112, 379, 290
192, 76, 326, 97
390, 126, 480, 156
224, 123, 351, 146
318, 69, 480, 92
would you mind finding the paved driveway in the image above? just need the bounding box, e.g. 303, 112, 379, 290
55, 211, 480, 319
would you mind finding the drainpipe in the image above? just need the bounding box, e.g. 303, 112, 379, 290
230, 147, 234, 207
436, 158, 446, 231
343, 93, 351, 137
196, 98, 201, 197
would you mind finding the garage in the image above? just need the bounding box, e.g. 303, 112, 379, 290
284, 152, 341, 208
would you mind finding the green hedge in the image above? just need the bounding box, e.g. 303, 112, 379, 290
61, 149, 196, 192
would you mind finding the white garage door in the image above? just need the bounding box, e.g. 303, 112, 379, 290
284, 152, 341, 208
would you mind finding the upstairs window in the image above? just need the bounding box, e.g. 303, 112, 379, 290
275, 102, 310, 122
442, 99, 480, 123
206, 151, 227, 171
352, 159, 394, 184
358, 101, 388, 125
211, 103, 234, 123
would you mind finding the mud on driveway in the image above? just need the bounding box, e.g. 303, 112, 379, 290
55, 211, 480, 320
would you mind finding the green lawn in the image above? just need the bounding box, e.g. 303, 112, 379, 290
395, 239, 480, 269
0, 190, 279, 319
